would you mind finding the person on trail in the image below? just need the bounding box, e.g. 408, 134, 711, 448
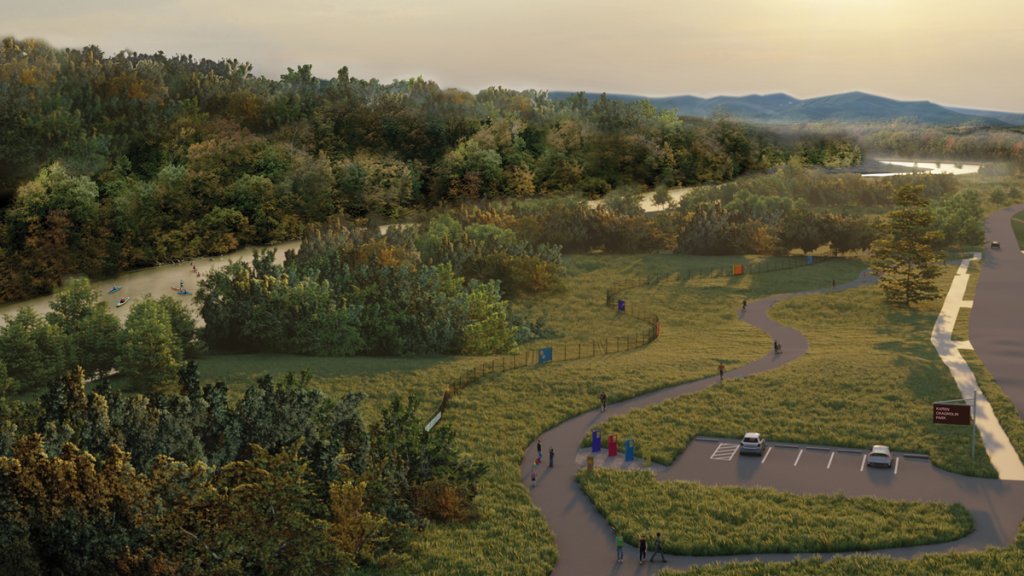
549, 447, 554, 468
774, 340, 781, 354
718, 362, 725, 381
651, 532, 665, 562
742, 298, 747, 311
530, 470, 536, 488
600, 392, 607, 412
639, 534, 648, 564
537, 440, 542, 462
615, 529, 624, 563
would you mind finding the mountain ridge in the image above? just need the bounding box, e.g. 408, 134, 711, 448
548, 90, 1022, 126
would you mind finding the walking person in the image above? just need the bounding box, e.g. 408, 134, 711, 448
651, 532, 666, 562
615, 529, 623, 563
600, 391, 607, 412
742, 298, 747, 311
718, 362, 725, 381
773, 340, 781, 354
530, 470, 536, 489
549, 447, 554, 468
639, 534, 647, 564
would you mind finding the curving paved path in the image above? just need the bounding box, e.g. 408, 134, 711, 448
971, 203, 1024, 419
522, 270, 1024, 575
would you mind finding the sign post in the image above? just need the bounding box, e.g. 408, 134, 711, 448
932, 397, 975, 459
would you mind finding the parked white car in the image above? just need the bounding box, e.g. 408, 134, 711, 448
739, 432, 765, 456
866, 445, 893, 468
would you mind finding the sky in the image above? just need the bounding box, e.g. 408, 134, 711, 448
3, 0, 1024, 112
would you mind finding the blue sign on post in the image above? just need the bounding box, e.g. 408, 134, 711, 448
538, 347, 553, 365
625, 439, 635, 462
591, 430, 601, 453
617, 300, 626, 312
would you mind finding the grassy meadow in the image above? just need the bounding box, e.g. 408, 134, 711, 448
593, 263, 996, 477
398, 255, 865, 575
578, 469, 973, 555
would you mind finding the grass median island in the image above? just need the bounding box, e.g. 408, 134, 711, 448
668, 548, 1024, 576
578, 469, 973, 555
595, 264, 996, 477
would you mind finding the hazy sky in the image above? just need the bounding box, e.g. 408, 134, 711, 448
4, 0, 1023, 111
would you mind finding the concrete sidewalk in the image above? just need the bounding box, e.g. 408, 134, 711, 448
931, 255, 1024, 481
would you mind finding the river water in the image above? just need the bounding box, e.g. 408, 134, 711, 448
862, 159, 982, 177
0, 241, 301, 327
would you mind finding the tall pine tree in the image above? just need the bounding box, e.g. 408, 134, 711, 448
870, 185, 942, 306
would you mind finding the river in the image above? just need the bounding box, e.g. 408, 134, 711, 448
0, 241, 301, 327
862, 159, 982, 177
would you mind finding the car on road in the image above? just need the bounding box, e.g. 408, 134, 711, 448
739, 432, 765, 456
866, 445, 893, 468
991, 240, 1000, 248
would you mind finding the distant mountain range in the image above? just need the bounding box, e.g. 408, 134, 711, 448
548, 90, 1024, 126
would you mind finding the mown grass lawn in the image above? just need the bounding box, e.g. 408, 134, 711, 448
595, 263, 996, 478
578, 469, 973, 555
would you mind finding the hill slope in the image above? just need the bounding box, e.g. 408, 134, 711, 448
549, 90, 1018, 126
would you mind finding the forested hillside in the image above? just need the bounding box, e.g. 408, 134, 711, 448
0, 37, 866, 303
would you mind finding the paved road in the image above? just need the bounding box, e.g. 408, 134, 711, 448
524, 270, 1024, 575
970, 203, 1024, 418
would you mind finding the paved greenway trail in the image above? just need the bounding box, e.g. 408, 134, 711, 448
522, 272, 1024, 575
972, 203, 1024, 419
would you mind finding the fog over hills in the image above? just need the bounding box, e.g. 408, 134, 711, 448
549, 90, 1024, 126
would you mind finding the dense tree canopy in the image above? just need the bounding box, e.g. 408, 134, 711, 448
196, 216, 547, 357
0, 36, 873, 304
0, 365, 484, 573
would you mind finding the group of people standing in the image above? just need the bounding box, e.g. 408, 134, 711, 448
530, 439, 554, 488
615, 528, 666, 564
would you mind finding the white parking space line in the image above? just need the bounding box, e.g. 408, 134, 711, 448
761, 446, 773, 463
827, 452, 835, 469
860, 454, 866, 472
711, 443, 740, 461
793, 448, 803, 466
894, 457, 899, 475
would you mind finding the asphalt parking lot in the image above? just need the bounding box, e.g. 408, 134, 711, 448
658, 437, 944, 501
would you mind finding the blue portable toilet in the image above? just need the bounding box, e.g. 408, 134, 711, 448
625, 439, 635, 462
591, 430, 601, 453
538, 347, 553, 365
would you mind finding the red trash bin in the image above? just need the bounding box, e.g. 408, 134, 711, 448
608, 435, 618, 457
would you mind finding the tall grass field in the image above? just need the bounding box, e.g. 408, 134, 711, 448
578, 469, 973, 555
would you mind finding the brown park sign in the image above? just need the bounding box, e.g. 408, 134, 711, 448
933, 403, 971, 425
